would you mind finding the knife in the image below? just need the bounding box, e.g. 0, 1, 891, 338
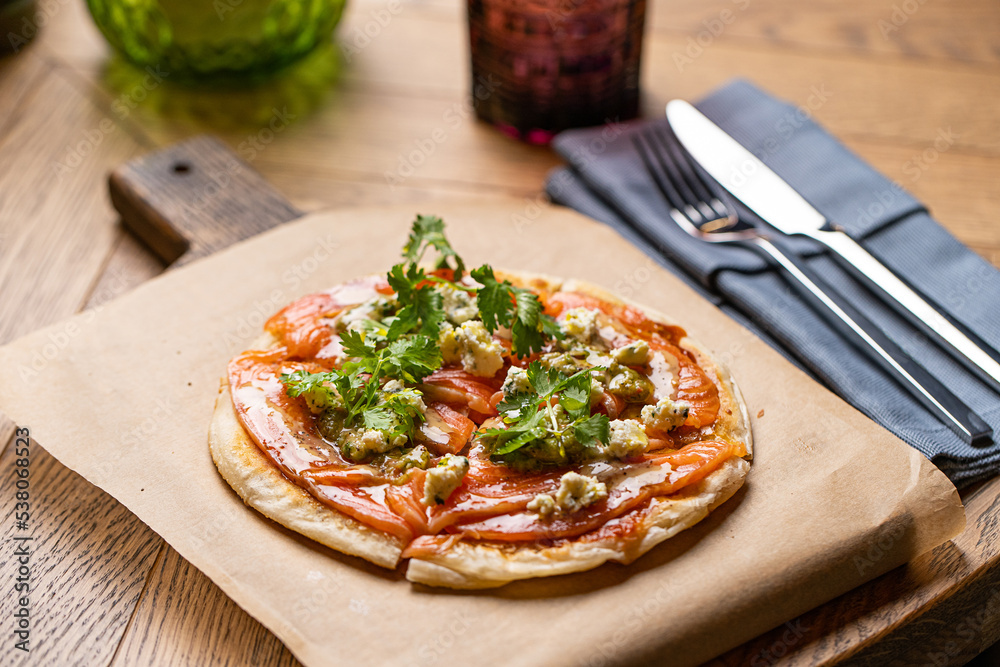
666, 99, 1000, 395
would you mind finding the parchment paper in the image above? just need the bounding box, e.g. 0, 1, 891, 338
0, 200, 964, 666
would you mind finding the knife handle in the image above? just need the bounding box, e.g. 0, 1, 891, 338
751, 237, 993, 446
809, 229, 1000, 392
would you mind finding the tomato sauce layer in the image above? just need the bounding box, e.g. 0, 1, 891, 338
227, 277, 737, 550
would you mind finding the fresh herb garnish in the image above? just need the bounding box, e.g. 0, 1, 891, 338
281, 362, 430, 447
339, 329, 441, 385
385, 262, 444, 339
282, 215, 568, 462
281, 329, 439, 442
483, 361, 610, 457
282, 367, 369, 429
404, 214, 465, 279
471, 265, 561, 359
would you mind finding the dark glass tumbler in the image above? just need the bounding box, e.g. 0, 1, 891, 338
468, 0, 646, 144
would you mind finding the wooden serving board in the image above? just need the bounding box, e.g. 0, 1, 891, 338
109, 135, 304, 267
5, 137, 986, 666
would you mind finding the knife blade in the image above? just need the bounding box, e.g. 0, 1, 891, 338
666, 99, 1000, 394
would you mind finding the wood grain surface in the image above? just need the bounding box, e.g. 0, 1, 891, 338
0, 0, 998, 665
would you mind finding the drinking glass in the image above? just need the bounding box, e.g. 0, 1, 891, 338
86, 0, 347, 82
467, 0, 646, 144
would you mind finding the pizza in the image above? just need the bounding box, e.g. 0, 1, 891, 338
209, 215, 752, 589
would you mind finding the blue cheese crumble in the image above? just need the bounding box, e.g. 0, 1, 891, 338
528, 472, 608, 519
526, 493, 557, 520
501, 366, 531, 395
641, 397, 690, 432
439, 321, 505, 378
335, 295, 398, 333
395, 445, 430, 471
382, 379, 427, 413
604, 419, 649, 459
297, 381, 335, 414
560, 307, 602, 345
422, 454, 470, 505
437, 284, 479, 324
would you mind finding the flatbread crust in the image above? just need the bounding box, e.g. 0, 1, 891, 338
209, 333, 406, 569
209, 272, 752, 588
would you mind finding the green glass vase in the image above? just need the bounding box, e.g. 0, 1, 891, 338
86, 0, 347, 82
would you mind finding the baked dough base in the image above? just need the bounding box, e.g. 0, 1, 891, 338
209, 274, 752, 588
210, 380, 406, 569
405, 457, 749, 588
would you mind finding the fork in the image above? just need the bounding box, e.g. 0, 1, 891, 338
633, 125, 993, 446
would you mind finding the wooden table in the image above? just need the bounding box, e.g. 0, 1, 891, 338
1, 0, 998, 664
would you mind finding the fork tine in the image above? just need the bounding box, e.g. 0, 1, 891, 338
632, 133, 691, 219
644, 128, 717, 223
634, 133, 713, 238
650, 125, 732, 223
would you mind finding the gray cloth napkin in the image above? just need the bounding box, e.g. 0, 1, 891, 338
546, 79, 1000, 487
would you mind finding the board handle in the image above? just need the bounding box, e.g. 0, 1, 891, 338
109, 135, 303, 267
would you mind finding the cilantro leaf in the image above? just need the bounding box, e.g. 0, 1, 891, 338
282, 365, 428, 447
362, 406, 396, 431
471, 265, 515, 332
540, 313, 563, 339
340, 330, 440, 389
485, 409, 547, 455
382, 335, 441, 383
573, 414, 610, 449
525, 362, 563, 399
479, 362, 610, 460
496, 390, 538, 420
281, 367, 365, 424
403, 215, 465, 279
386, 262, 445, 339
280, 369, 339, 413
281, 369, 331, 399
558, 373, 592, 420
510, 289, 546, 356
348, 318, 389, 343
470, 265, 557, 358
340, 329, 377, 362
